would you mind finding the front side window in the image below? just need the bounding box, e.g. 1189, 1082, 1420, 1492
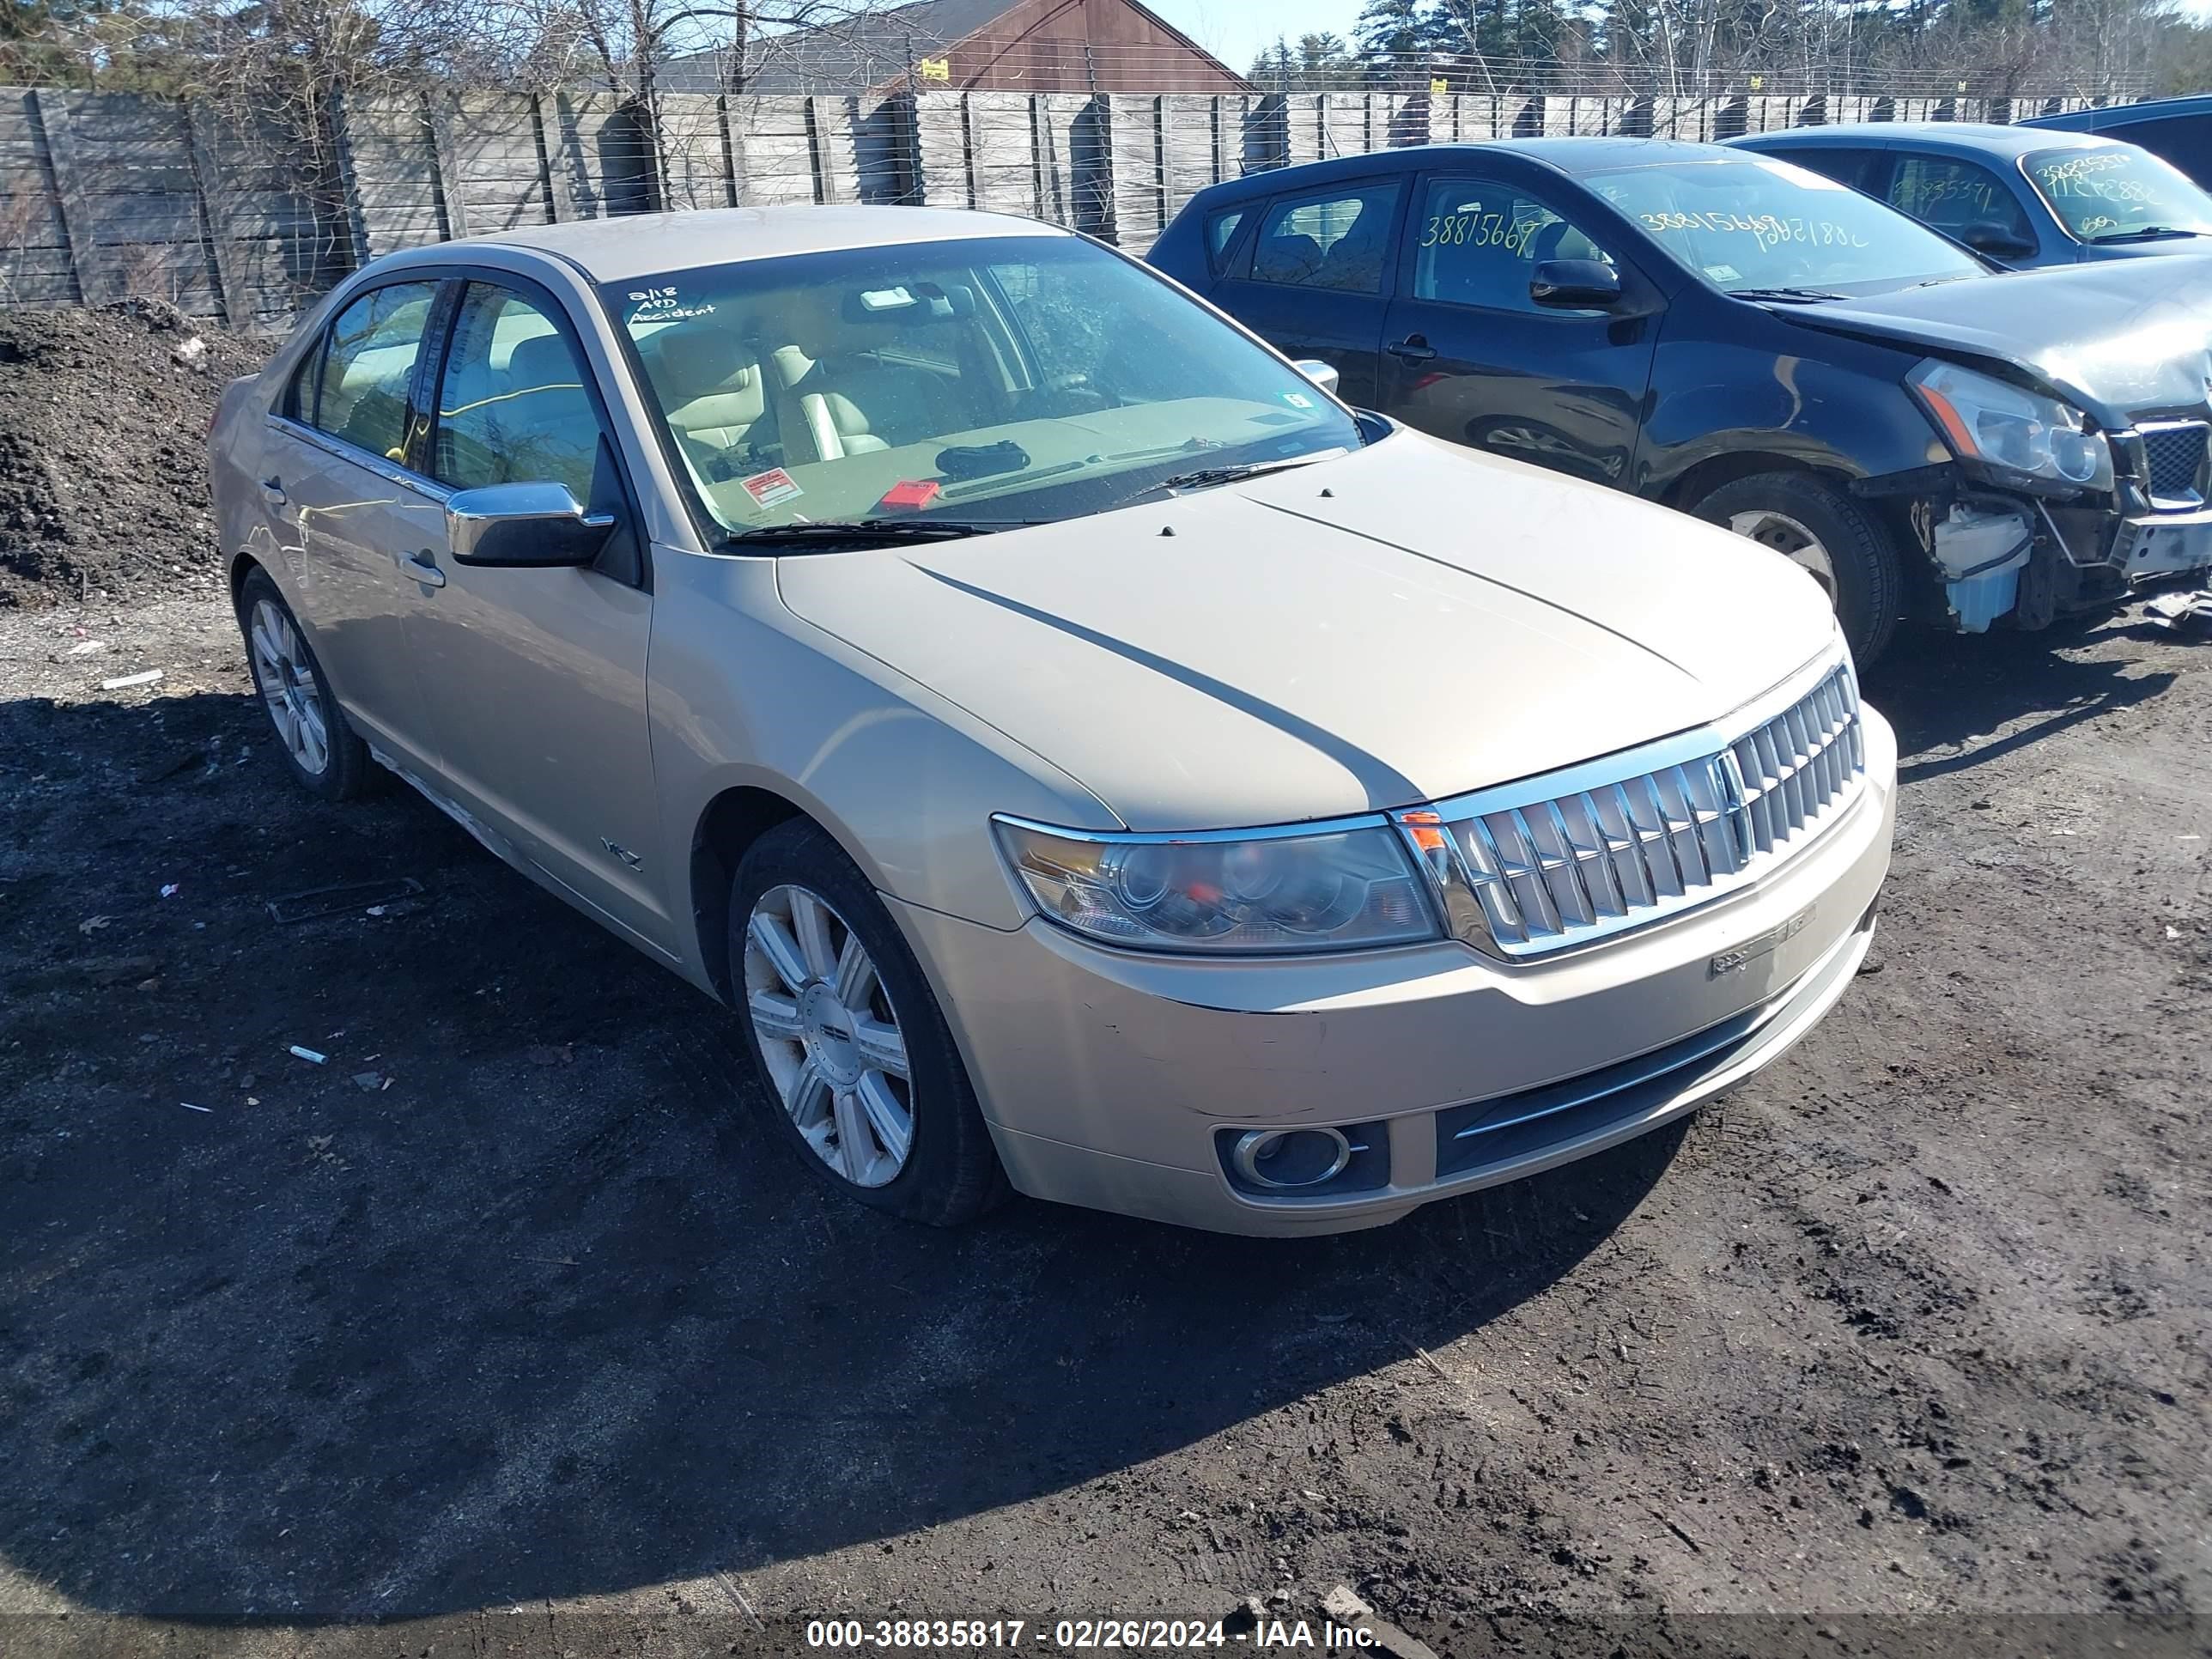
1249, 181, 1402, 293
1887, 155, 2033, 240
1590, 155, 1984, 295
608, 234, 1362, 538
312, 281, 439, 463
432, 284, 605, 502
2024, 143, 2212, 243
1411, 177, 1618, 313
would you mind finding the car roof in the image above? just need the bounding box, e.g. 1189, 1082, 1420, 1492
2025, 94, 2212, 131
386, 204, 1073, 283
1734, 122, 2127, 159
1194, 136, 1745, 199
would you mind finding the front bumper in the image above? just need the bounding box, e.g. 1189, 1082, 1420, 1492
894, 709, 1897, 1236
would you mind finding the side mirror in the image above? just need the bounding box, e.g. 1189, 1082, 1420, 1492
1529, 258, 1623, 308
1960, 221, 2035, 258
445, 482, 616, 568
1291, 357, 1341, 398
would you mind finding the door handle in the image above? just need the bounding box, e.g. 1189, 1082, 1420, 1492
398, 549, 447, 589
259, 476, 288, 505
1386, 336, 1437, 363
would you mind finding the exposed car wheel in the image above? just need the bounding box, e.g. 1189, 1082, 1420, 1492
234, 568, 373, 800
1692, 472, 1902, 667
729, 817, 1008, 1226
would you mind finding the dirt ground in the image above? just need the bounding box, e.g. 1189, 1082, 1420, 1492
0, 301, 262, 611
0, 583, 2206, 1659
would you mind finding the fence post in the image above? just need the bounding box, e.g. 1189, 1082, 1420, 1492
181, 102, 242, 326
325, 88, 374, 269
534, 93, 576, 221
422, 92, 470, 239
30, 89, 104, 305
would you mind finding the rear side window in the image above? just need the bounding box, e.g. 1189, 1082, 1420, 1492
1778, 148, 1881, 190
2120, 117, 2212, 186
309, 282, 440, 463
1887, 156, 2033, 240
432, 283, 605, 503
1205, 207, 1247, 272
1249, 180, 1402, 294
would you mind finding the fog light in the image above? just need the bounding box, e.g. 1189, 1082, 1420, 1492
1231, 1127, 1353, 1190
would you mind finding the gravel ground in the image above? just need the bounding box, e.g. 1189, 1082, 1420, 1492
0, 592, 2207, 1659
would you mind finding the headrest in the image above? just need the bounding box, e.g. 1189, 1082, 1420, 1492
644, 322, 750, 405
507, 331, 578, 391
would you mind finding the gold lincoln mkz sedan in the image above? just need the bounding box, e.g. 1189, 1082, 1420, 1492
210, 204, 1896, 1235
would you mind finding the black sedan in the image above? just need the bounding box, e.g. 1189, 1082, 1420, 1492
1148, 137, 2212, 665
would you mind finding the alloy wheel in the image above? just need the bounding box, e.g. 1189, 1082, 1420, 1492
248, 599, 331, 776
743, 883, 914, 1188
1727, 508, 1838, 600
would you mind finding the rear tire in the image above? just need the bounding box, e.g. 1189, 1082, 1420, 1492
234, 568, 374, 800
1692, 471, 1903, 666
728, 817, 1008, 1227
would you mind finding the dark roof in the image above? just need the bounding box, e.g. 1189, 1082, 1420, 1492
1733, 121, 2129, 161
657, 0, 1237, 94
656, 0, 975, 94
2023, 94, 2212, 134
1183, 137, 1747, 206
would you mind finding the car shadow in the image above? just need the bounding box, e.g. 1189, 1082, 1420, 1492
0, 686, 1684, 1623
1862, 616, 2178, 786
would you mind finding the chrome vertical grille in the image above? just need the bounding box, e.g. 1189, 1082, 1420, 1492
1415, 660, 1866, 958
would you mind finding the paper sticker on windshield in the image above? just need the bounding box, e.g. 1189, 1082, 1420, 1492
739, 467, 802, 509
1281, 390, 1316, 410
1705, 263, 1741, 283
860, 286, 916, 310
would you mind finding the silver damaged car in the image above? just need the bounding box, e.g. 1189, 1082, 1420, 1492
209, 205, 1897, 1234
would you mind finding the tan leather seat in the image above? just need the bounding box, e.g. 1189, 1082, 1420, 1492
765, 290, 946, 462
640, 323, 768, 456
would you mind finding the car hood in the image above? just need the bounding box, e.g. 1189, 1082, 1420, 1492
775, 433, 1838, 832
1776, 261, 2212, 426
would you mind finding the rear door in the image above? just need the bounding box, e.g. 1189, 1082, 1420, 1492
398, 275, 675, 957
1376, 169, 1661, 489
1208, 176, 1403, 407
258, 278, 447, 765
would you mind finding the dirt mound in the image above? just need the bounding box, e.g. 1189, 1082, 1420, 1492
0, 299, 269, 607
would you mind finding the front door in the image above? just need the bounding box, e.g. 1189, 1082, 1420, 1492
1210, 176, 1402, 409
398, 278, 675, 958
1378, 173, 1661, 490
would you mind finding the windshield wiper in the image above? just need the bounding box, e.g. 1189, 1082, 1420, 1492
1104, 453, 1339, 513
726, 518, 1020, 548
1731, 286, 1850, 304
2085, 225, 2204, 245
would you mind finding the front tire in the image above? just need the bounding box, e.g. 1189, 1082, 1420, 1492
1692, 471, 1903, 666
234, 568, 373, 800
729, 818, 1007, 1226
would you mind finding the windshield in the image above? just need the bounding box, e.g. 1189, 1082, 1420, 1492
1589, 156, 1985, 295
2023, 144, 2212, 241
605, 234, 1360, 539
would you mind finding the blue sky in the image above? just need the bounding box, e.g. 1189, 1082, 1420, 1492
1145, 0, 1372, 70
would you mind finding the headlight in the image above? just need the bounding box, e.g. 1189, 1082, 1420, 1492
993, 817, 1441, 955
1908, 360, 2112, 490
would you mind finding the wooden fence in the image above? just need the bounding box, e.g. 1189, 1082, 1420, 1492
0, 82, 2123, 331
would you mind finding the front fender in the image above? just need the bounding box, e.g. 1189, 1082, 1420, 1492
1639, 330, 1941, 499
645, 544, 1116, 982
